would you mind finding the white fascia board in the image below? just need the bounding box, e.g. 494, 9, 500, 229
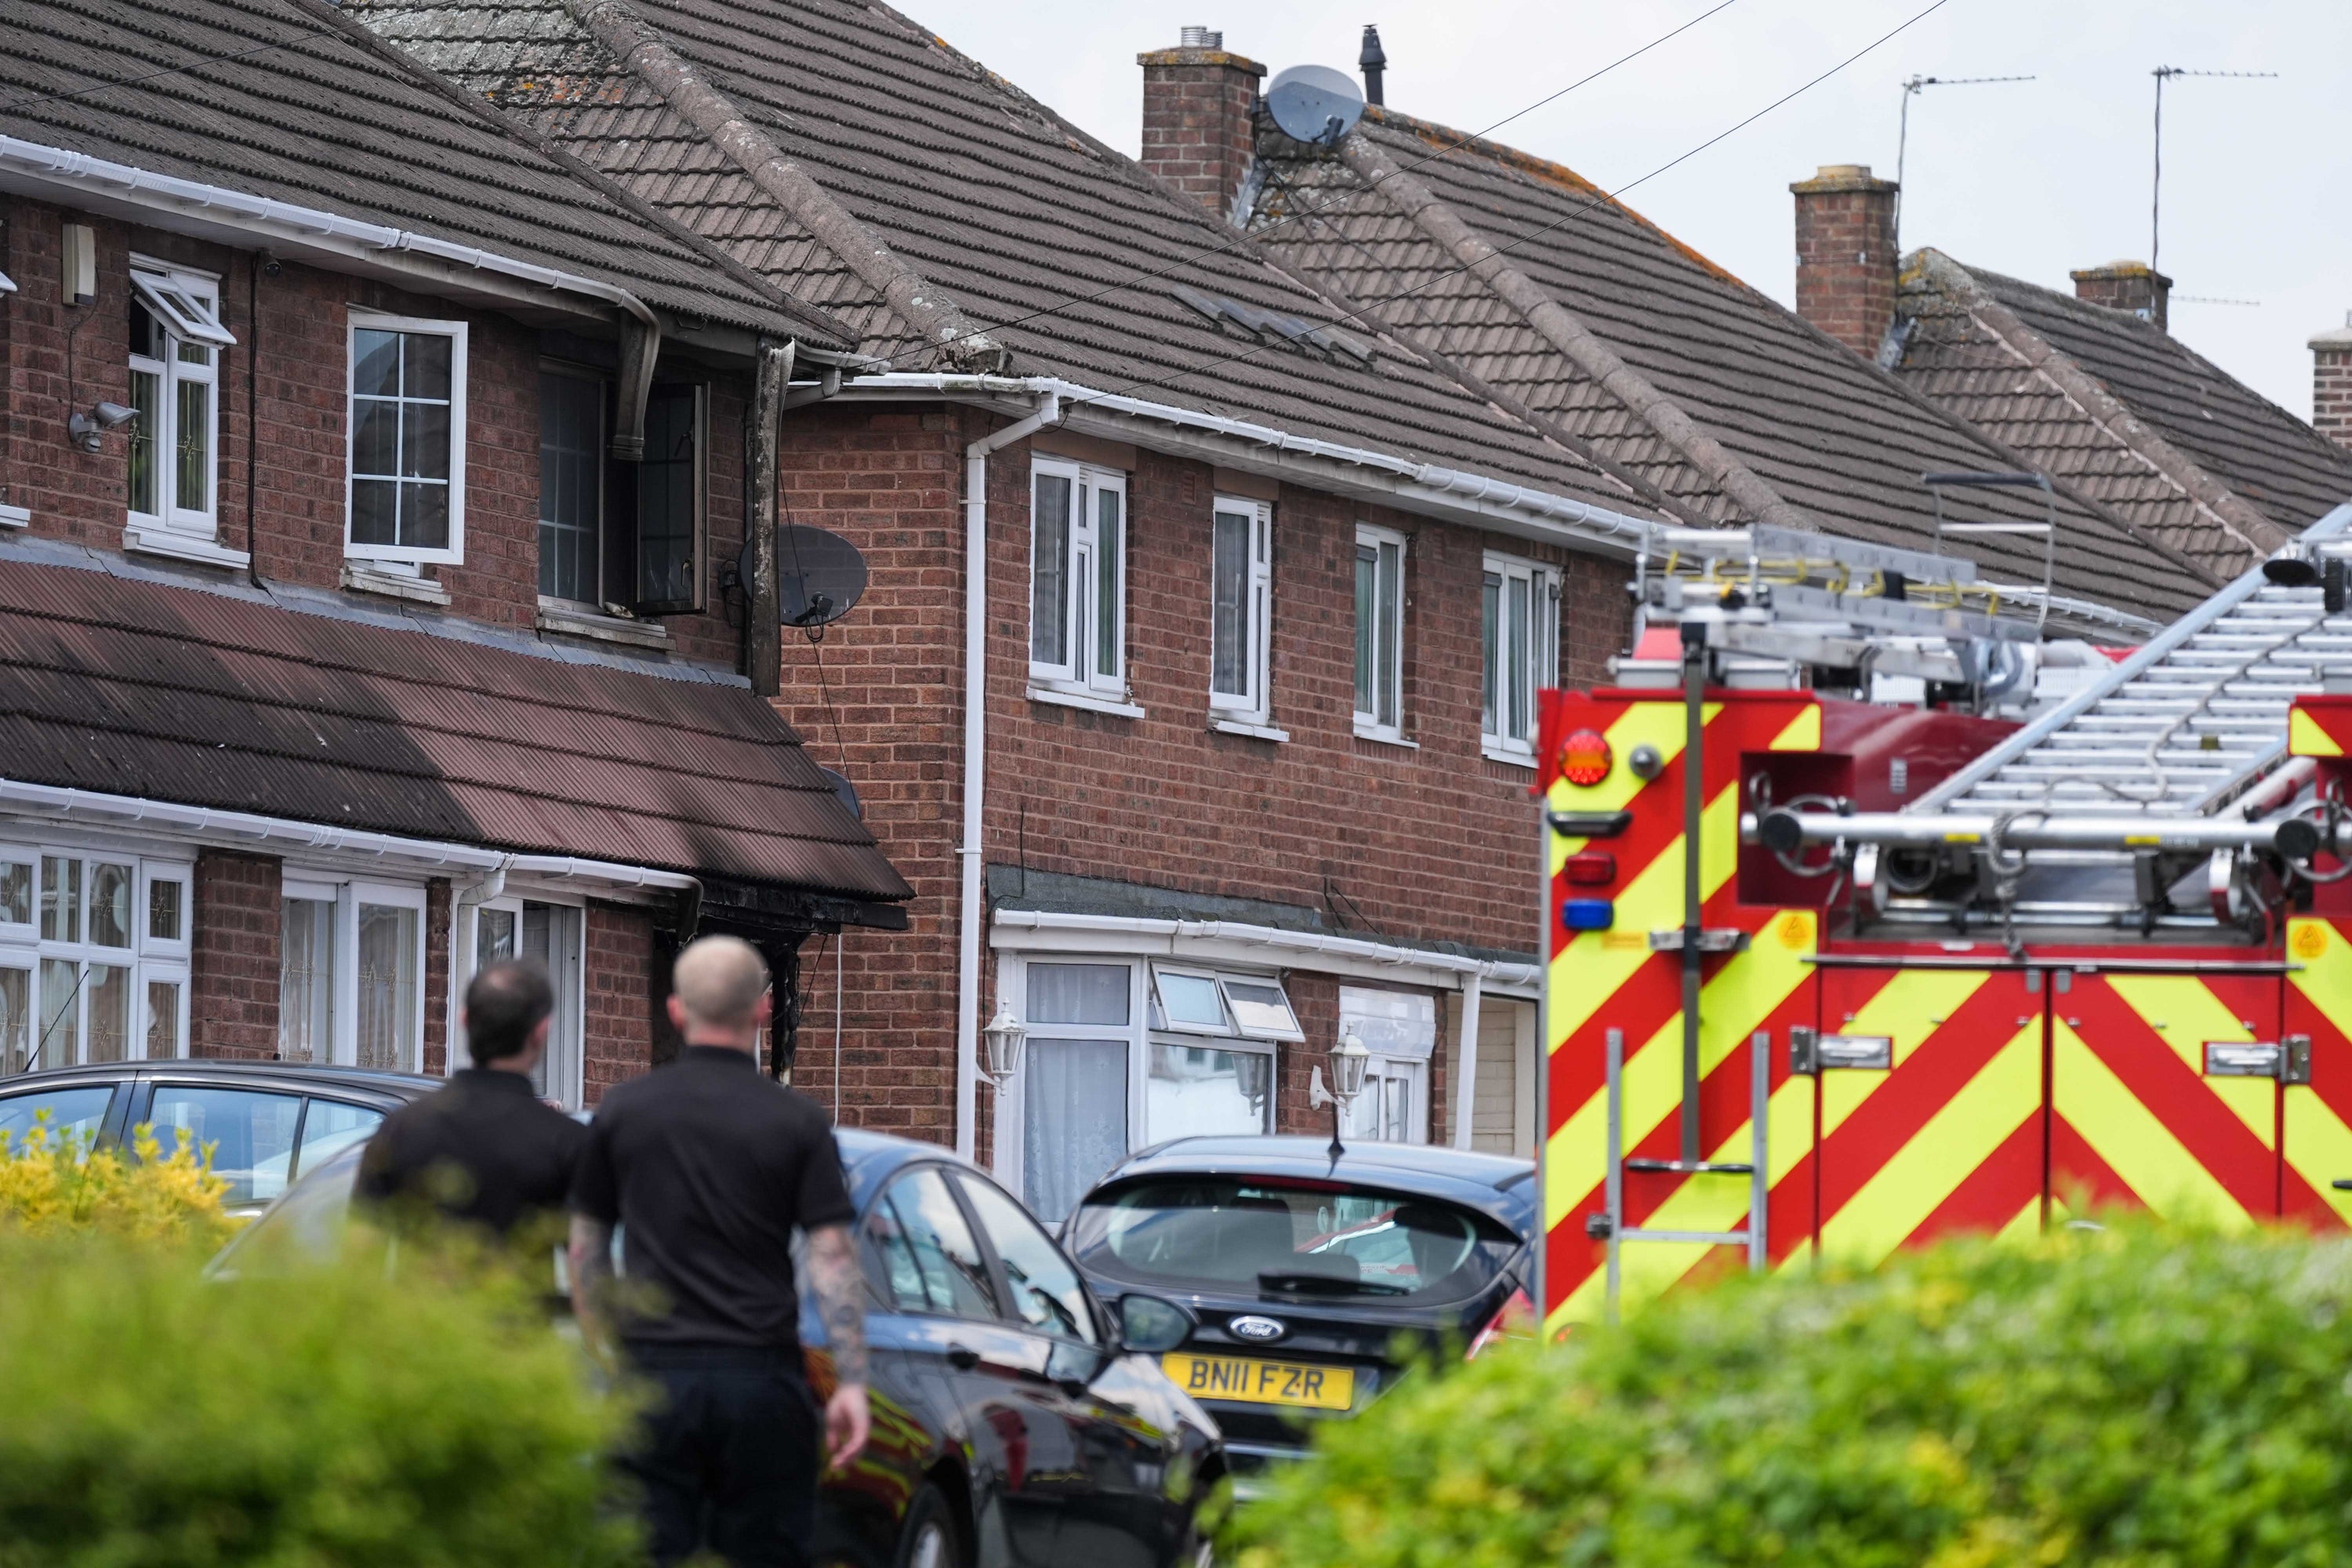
990, 908, 1540, 997
834, 372, 1664, 562
0, 134, 656, 332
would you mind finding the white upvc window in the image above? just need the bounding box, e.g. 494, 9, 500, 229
468, 895, 587, 1109
1029, 458, 1127, 696
127, 260, 232, 545
994, 955, 1292, 1221
1353, 523, 1407, 740
1482, 552, 1561, 762
1208, 497, 1274, 724
1339, 986, 1436, 1145
0, 844, 191, 1076
278, 877, 427, 1073
347, 311, 467, 566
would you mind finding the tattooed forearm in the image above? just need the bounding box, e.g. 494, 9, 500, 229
568, 1214, 616, 1357
807, 1223, 869, 1385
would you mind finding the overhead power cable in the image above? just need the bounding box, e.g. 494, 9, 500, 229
1073, 0, 1955, 412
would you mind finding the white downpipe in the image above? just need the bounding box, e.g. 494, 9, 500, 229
1453, 968, 1484, 1150
956, 394, 1065, 1161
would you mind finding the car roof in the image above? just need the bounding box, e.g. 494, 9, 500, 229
0, 1059, 442, 1102
833, 1126, 978, 1195
1083, 1136, 1538, 1236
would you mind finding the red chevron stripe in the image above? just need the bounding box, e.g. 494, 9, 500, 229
1906, 1116, 2045, 1244
2049, 1116, 2134, 1214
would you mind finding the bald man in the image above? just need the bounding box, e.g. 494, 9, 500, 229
568, 935, 868, 1568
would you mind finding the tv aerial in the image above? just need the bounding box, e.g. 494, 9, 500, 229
736, 523, 869, 628
1265, 64, 1363, 147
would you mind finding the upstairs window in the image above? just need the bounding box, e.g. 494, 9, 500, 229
538, 372, 706, 617
1354, 524, 1406, 740
347, 313, 466, 566
126, 263, 232, 546
1482, 553, 1560, 760
1209, 497, 1273, 724
1031, 458, 1127, 695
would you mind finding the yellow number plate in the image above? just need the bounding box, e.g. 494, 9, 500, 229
1162, 1352, 1355, 1410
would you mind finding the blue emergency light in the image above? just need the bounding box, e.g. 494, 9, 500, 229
1560, 898, 1615, 932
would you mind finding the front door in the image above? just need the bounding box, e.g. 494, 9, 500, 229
1806, 964, 2046, 1265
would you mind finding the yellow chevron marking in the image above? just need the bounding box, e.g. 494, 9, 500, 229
2285, 920, 2352, 1224
1544, 912, 1817, 1310
1768, 704, 1821, 752
2290, 708, 2345, 758
2053, 1021, 2252, 1232
1545, 702, 1715, 870
1817, 1020, 2040, 1267
2103, 975, 2273, 1149
1819, 969, 1994, 1140
1995, 1196, 2042, 1245
1546, 784, 1747, 1051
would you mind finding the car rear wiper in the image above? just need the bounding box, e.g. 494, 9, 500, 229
1257, 1269, 1409, 1298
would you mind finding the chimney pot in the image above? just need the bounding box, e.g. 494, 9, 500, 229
1180, 25, 1222, 49
1790, 162, 1900, 359
1360, 24, 1387, 107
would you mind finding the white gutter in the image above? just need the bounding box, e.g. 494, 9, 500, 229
990, 909, 1540, 995
0, 777, 701, 902
842, 372, 1662, 557
0, 134, 660, 335
956, 391, 1065, 1162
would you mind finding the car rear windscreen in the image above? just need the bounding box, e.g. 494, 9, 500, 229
1065, 1177, 1517, 1306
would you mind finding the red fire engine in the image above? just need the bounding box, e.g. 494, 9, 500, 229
1536, 499, 2352, 1331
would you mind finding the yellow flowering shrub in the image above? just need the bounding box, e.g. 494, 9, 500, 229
0, 1115, 232, 1250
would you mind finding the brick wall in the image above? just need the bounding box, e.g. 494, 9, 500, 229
1136, 45, 1266, 220
190, 850, 281, 1060
0, 199, 747, 662
2071, 262, 2172, 333
583, 900, 656, 1105
422, 878, 452, 1076
1789, 165, 1900, 359
2314, 327, 2352, 451
770, 403, 1629, 1149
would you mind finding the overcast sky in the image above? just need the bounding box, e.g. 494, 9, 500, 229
911, 0, 2350, 423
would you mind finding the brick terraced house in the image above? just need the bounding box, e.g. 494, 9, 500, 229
0, 0, 910, 1118
342, 1, 2230, 1217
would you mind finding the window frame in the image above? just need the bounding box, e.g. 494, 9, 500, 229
1029, 456, 1128, 698
1352, 522, 1408, 742
463, 891, 588, 1109
1481, 551, 1561, 764
1207, 495, 1275, 725
0, 843, 193, 1076
536, 361, 609, 609
634, 379, 708, 616
126, 258, 229, 544
345, 310, 468, 568
276, 875, 429, 1074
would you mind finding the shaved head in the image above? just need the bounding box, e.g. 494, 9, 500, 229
672, 935, 771, 1033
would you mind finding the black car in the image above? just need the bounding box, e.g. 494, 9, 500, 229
1062, 1137, 1537, 1490
0, 1058, 437, 1216
215, 1124, 1225, 1568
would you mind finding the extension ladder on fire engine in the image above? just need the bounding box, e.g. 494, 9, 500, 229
1590, 1023, 1771, 1323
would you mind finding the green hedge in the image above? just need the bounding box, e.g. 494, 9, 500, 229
0, 1236, 638, 1567
1232, 1225, 2352, 1568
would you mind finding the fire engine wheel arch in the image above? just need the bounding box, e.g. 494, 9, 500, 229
1537, 688, 2352, 1334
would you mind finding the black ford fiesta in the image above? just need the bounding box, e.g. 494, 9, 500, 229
1062, 1137, 1536, 1490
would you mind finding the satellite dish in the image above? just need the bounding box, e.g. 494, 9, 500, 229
820, 767, 863, 821
1265, 64, 1365, 146
736, 523, 869, 627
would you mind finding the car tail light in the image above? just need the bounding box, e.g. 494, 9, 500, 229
1465, 1287, 1536, 1360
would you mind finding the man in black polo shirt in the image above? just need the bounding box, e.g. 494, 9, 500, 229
356, 960, 585, 1239
568, 935, 868, 1568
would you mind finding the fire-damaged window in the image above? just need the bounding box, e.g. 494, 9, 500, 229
1030, 457, 1127, 698
537, 371, 706, 616
1482, 552, 1559, 762
0, 845, 191, 1076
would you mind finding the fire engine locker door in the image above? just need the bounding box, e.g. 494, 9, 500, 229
1809, 964, 2046, 1268
2283, 918, 2352, 1231
2049, 968, 2285, 1229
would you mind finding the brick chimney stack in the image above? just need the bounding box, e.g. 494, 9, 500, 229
1138, 28, 1266, 223
2314, 316, 2352, 452
1790, 164, 1901, 359
2071, 261, 2172, 332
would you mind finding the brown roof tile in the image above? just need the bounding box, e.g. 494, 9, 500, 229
0, 557, 913, 905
